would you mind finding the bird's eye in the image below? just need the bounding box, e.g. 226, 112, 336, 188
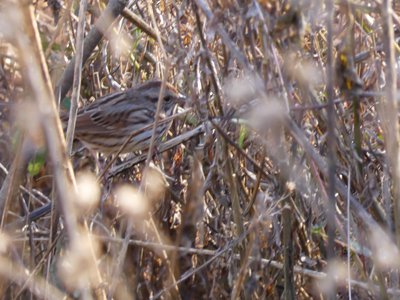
164, 95, 172, 102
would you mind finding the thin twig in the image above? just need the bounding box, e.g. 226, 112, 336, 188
325, 0, 337, 276
66, 0, 87, 155
57, 0, 129, 100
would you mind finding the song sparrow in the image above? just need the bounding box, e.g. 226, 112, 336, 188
65, 80, 185, 154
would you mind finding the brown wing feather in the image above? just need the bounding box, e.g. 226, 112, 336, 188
74, 91, 134, 135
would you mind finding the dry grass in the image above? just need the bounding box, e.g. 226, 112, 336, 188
1, 0, 400, 299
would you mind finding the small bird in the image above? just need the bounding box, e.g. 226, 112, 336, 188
25, 81, 184, 223
64, 80, 185, 154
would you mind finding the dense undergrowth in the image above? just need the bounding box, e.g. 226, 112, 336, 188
1, 0, 400, 299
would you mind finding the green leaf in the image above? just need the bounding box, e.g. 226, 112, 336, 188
185, 113, 198, 126
61, 97, 71, 111
28, 152, 46, 177
311, 225, 323, 235
51, 43, 61, 52
238, 125, 247, 148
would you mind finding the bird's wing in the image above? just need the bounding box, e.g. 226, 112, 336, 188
74, 92, 157, 136
74, 92, 132, 134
